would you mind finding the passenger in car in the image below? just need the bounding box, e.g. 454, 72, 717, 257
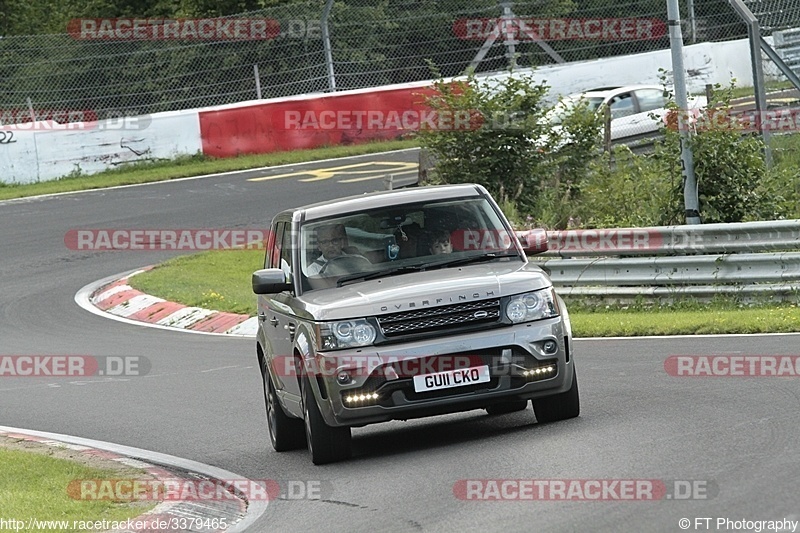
428, 229, 453, 255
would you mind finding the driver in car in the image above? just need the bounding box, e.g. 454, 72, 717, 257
307, 223, 367, 276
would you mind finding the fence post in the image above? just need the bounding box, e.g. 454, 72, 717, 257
500, 1, 517, 70
687, 0, 697, 43
322, 0, 337, 92
727, 0, 773, 168
667, 0, 701, 225
253, 64, 262, 99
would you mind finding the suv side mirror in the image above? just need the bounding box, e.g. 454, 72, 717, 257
516, 229, 549, 255
252, 268, 292, 294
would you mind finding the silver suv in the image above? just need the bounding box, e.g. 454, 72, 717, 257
253, 184, 579, 464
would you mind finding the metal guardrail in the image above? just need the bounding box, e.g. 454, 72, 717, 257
535, 220, 800, 257
523, 220, 800, 301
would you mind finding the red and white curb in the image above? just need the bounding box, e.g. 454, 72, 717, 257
75, 269, 257, 337
0, 426, 267, 532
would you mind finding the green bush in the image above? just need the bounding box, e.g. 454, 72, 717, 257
576, 145, 683, 228
416, 71, 602, 228
419, 73, 800, 229
654, 82, 785, 224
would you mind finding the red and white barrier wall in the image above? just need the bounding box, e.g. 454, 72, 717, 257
0, 37, 767, 185
198, 82, 437, 158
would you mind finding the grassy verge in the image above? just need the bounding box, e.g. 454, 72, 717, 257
132, 250, 264, 315
128, 249, 800, 337
570, 302, 800, 337
0, 445, 155, 532
0, 138, 419, 201
728, 81, 794, 100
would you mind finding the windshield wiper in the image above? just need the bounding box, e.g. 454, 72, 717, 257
421, 251, 521, 270
336, 265, 426, 286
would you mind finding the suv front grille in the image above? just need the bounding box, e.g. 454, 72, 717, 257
377, 299, 501, 337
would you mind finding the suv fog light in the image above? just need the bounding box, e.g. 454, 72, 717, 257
343, 391, 379, 406
337, 372, 352, 385
523, 365, 556, 380
542, 340, 558, 354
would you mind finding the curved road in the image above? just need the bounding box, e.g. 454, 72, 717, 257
2, 149, 799, 532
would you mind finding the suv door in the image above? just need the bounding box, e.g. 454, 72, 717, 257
259, 220, 302, 412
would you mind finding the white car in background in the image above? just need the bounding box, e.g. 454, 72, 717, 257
551, 85, 707, 140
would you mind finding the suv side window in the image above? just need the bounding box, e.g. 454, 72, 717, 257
279, 224, 294, 281
267, 221, 285, 269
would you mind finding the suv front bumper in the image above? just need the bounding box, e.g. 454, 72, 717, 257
306, 317, 574, 427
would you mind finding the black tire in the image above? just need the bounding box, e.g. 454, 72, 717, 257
532, 368, 580, 423
263, 359, 305, 452
485, 400, 529, 415
302, 374, 352, 465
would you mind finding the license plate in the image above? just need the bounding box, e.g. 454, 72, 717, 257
413, 365, 491, 392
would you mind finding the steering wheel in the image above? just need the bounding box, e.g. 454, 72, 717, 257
318, 255, 373, 276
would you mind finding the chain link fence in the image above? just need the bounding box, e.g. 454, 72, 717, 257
2, 0, 800, 122
744, 0, 800, 31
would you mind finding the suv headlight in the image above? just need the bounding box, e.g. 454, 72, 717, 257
319, 319, 377, 350
505, 289, 559, 324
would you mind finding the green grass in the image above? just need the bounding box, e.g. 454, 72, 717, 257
728, 81, 795, 100
128, 249, 800, 336
0, 138, 419, 201
0, 446, 155, 532
131, 249, 264, 315
571, 303, 800, 337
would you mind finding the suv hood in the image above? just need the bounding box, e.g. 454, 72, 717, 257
297, 262, 551, 320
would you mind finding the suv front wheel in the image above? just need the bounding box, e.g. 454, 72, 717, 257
301, 373, 352, 465
532, 368, 580, 423
263, 358, 305, 452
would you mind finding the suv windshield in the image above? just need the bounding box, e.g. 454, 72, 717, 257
299, 196, 522, 291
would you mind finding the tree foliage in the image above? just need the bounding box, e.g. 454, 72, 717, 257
419, 74, 797, 228
657, 82, 781, 224
417, 71, 602, 226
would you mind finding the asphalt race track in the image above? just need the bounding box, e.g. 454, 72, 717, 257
2, 149, 799, 533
